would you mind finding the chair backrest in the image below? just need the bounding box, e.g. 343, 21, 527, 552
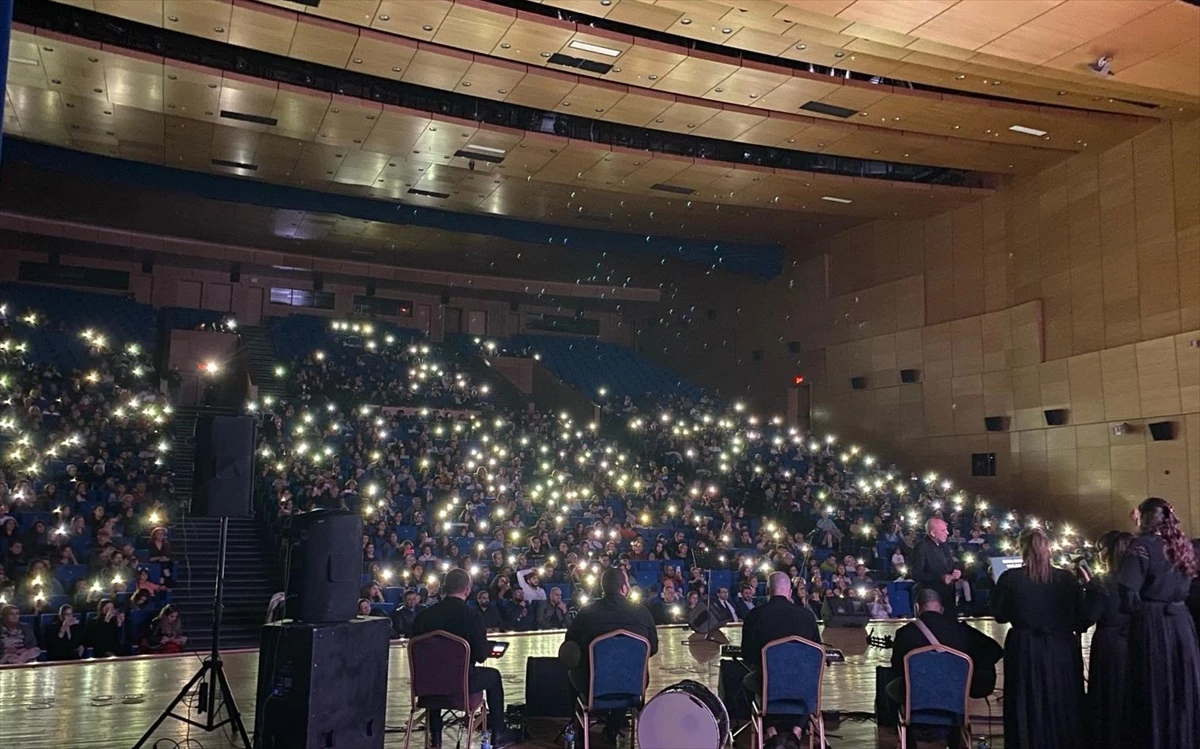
407, 631, 472, 706
761, 636, 825, 716
904, 645, 973, 719
587, 629, 651, 709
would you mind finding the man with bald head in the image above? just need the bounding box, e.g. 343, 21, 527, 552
741, 571, 821, 695
910, 517, 960, 613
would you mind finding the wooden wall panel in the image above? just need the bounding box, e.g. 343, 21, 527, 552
1098, 140, 1141, 347
1132, 126, 1181, 339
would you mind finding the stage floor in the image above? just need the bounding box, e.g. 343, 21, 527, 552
0, 619, 1063, 748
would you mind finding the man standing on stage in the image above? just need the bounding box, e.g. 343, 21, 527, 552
910, 518, 960, 613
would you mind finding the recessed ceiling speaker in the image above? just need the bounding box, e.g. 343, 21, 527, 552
899, 368, 919, 383
850, 376, 867, 391
1148, 421, 1175, 441
984, 416, 1005, 432
1043, 408, 1067, 426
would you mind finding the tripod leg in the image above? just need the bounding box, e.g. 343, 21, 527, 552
132, 662, 210, 749
214, 659, 252, 747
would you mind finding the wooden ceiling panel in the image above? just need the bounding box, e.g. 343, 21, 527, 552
314, 98, 382, 149
704, 65, 792, 106
401, 48, 472, 91
665, 16, 744, 45
664, 161, 738, 191
287, 16, 359, 69
491, 16, 577, 67
433, 2, 516, 55
603, 43, 688, 87
735, 115, 813, 147
832, 1, 957, 36
228, 1, 297, 56
595, 88, 673, 126
617, 155, 693, 190
347, 30, 418, 82
269, 88, 330, 141
360, 108, 431, 156
93, 0, 163, 27
691, 108, 769, 141
457, 60, 528, 101
410, 117, 481, 165
503, 69, 578, 110
554, 81, 630, 116
217, 76, 279, 125
305, 0, 381, 28
577, 150, 655, 187
162, 0, 232, 45
653, 55, 737, 97
721, 26, 797, 57
649, 100, 721, 132
557, 29, 636, 70
533, 141, 611, 183
1120, 37, 1200, 99
371, 0, 452, 41
752, 75, 842, 112
334, 149, 391, 187
605, 0, 683, 32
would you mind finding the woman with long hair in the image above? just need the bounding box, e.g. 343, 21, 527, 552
990, 527, 1085, 749
1117, 497, 1200, 749
1082, 530, 1133, 749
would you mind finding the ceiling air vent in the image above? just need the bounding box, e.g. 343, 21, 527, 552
650, 183, 694, 195
211, 158, 258, 171
454, 149, 504, 164
547, 53, 614, 76
220, 110, 278, 127
798, 101, 858, 119
407, 188, 450, 199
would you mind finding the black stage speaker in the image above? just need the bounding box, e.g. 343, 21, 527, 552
509, 299, 519, 312
899, 368, 919, 383
717, 658, 752, 722
230, 263, 241, 283
192, 415, 254, 517
254, 618, 390, 749
285, 509, 361, 622
971, 452, 997, 477
1148, 421, 1175, 441
440, 290, 451, 304
821, 598, 870, 628
1044, 408, 1067, 426
523, 657, 573, 718
850, 376, 867, 390
313, 273, 324, 292
984, 415, 1005, 432
142, 258, 153, 274
787, 341, 801, 354
875, 665, 900, 728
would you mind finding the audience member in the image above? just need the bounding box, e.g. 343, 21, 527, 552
0, 603, 41, 664
43, 603, 85, 661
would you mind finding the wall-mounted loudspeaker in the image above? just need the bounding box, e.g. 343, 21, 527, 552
440, 291, 451, 305
1043, 408, 1067, 426
751, 350, 764, 362
1148, 421, 1175, 441
984, 416, 1005, 432
787, 341, 801, 354
899, 368, 919, 383
509, 299, 519, 312
312, 273, 323, 292
142, 259, 154, 274
230, 263, 241, 283
1112, 423, 1132, 436
365, 281, 376, 297
706, 309, 717, 320
850, 376, 867, 391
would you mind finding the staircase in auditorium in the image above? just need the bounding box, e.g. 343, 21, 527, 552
172, 516, 278, 651
240, 324, 288, 401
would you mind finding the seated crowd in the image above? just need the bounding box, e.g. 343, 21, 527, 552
0, 299, 181, 663
254, 326, 1086, 644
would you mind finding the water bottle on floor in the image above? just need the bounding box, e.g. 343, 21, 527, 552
974, 736, 991, 749
564, 723, 576, 749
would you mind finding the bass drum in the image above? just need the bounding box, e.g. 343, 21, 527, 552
637, 679, 730, 749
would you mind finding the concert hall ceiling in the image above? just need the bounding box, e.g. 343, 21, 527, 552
3, 0, 1198, 277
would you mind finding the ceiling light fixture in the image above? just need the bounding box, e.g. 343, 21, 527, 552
10, 57, 39, 66
1008, 125, 1047, 137
821, 196, 852, 204
568, 40, 621, 57
465, 145, 507, 155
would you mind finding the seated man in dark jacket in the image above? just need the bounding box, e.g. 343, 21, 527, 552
474, 589, 504, 632
411, 569, 520, 748
886, 588, 1001, 745
562, 568, 658, 743
742, 572, 822, 690
390, 590, 422, 639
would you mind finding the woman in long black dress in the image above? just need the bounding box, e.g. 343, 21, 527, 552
1117, 497, 1200, 749
1082, 530, 1132, 749
990, 527, 1085, 749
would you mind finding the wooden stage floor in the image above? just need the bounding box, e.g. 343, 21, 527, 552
0, 619, 1072, 748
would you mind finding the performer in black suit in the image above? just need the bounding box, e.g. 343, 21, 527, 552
991, 528, 1085, 749
1081, 530, 1132, 749
1117, 498, 1200, 749
910, 518, 959, 612
411, 569, 520, 748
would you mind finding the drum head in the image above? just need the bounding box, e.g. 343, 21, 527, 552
637, 692, 721, 749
